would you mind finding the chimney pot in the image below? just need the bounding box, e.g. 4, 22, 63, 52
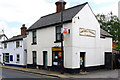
55, 0, 66, 13
22, 24, 25, 27
21, 24, 27, 35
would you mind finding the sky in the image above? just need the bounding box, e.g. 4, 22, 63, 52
0, 0, 119, 38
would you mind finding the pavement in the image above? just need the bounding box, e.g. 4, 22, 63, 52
1, 65, 119, 78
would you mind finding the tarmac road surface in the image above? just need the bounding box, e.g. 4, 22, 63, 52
1, 68, 54, 78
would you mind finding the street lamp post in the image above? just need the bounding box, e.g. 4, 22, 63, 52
60, 0, 64, 74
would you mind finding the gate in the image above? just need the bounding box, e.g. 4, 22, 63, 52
105, 52, 113, 69
113, 53, 120, 69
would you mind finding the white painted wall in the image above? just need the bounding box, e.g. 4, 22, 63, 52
0, 35, 7, 63
27, 23, 72, 67
71, 4, 112, 68
1, 39, 27, 66
23, 37, 27, 64
27, 3, 112, 69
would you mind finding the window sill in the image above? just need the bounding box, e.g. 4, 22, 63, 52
54, 41, 61, 43
16, 46, 22, 48
31, 43, 37, 45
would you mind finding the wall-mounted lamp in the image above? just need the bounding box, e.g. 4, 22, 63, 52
74, 16, 80, 23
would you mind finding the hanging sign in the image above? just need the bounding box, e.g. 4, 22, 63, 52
63, 28, 68, 34
61, 28, 70, 34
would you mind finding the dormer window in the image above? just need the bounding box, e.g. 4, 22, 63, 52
16, 41, 20, 48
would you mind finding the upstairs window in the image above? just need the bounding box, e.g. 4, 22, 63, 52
56, 26, 62, 42
16, 41, 20, 48
32, 31, 37, 44
4, 43, 7, 49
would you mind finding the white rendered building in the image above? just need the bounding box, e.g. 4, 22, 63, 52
0, 34, 8, 63
27, 1, 112, 73
1, 24, 27, 67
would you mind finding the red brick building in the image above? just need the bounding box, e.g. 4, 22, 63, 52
112, 41, 119, 54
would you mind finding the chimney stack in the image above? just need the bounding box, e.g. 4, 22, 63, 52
55, 0, 66, 13
21, 24, 27, 35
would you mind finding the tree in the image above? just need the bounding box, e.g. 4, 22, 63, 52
115, 43, 120, 51
96, 12, 120, 43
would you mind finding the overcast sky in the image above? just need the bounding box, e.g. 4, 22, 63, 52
0, 0, 119, 38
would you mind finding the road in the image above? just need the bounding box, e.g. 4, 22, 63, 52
1, 68, 54, 78
0, 67, 120, 80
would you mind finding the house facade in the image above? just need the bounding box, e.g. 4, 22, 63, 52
1, 24, 27, 67
27, 1, 112, 73
0, 34, 8, 63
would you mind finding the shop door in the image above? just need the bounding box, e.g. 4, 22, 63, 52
80, 52, 85, 71
43, 51, 47, 69
52, 51, 62, 70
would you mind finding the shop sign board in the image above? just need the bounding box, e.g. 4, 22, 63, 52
80, 28, 96, 37
52, 47, 63, 51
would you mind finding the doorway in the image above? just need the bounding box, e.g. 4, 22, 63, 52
3, 53, 9, 63
80, 52, 85, 71
33, 51, 37, 68
43, 51, 47, 69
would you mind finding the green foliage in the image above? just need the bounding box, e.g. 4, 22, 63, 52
115, 43, 120, 51
96, 12, 120, 42
71, 73, 77, 75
